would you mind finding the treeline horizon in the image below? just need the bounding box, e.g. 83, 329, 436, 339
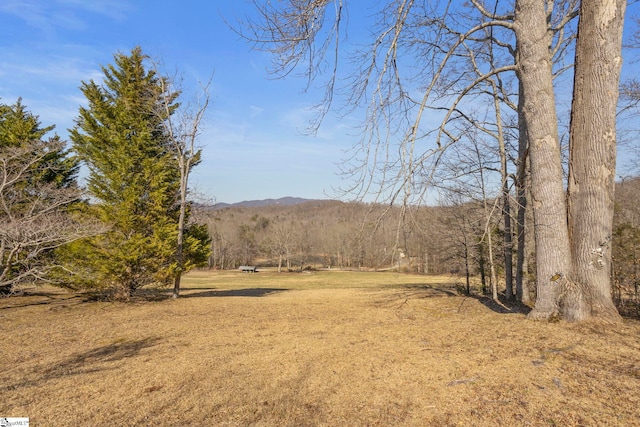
194, 181, 640, 317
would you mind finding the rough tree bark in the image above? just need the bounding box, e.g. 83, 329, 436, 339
514, 0, 573, 319
565, 0, 626, 321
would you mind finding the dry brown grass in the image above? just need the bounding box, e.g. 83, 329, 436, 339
2, 270, 640, 426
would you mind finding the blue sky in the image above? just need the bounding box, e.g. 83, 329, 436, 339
0, 0, 357, 204
1, 1, 638, 204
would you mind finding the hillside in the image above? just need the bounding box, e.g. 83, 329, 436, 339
196, 198, 458, 274
211, 197, 319, 209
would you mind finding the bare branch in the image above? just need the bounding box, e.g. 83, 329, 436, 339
0, 141, 105, 291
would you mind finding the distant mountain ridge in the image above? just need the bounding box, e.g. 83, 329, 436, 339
212, 197, 318, 209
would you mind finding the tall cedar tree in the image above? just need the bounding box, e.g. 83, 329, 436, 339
67, 47, 190, 298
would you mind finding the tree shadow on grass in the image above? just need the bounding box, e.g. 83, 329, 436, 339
180, 288, 288, 298
0, 291, 90, 310
398, 283, 460, 298
470, 293, 532, 315
52, 337, 162, 373
375, 284, 532, 316
2, 337, 161, 393
373, 283, 460, 306
0, 287, 290, 307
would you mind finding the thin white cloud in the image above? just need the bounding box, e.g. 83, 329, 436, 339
56, 0, 133, 22
0, 48, 108, 139
279, 105, 357, 143
249, 105, 264, 118
0, 0, 351, 203
0, 0, 132, 34
0, 55, 101, 85
0, 1, 53, 33
281, 105, 315, 130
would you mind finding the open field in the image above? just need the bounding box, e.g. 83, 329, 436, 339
2, 270, 640, 426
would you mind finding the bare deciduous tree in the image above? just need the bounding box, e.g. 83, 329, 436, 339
242, 0, 627, 321
155, 68, 212, 298
0, 141, 102, 293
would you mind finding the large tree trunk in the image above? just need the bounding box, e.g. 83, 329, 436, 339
565, 0, 625, 321
515, 0, 573, 320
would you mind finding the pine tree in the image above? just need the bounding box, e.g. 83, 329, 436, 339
67, 47, 186, 298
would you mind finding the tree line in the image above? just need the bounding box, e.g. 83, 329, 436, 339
199, 178, 640, 317
0, 47, 210, 300
202, 200, 505, 281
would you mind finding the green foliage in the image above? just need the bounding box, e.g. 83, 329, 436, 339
180, 222, 212, 272
0, 98, 78, 188
0, 98, 54, 144
64, 47, 209, 298
0, 101, 82, 292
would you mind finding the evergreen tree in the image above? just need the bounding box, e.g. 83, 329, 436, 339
66, 47, 198, 298
0, 98, 54, 144
0, 98, 78, 187
0, 100, 85, 293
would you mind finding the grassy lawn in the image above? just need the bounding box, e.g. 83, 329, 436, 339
181, 268, 465, 291
2, 270, 640, 426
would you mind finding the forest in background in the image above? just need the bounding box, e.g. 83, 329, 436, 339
196, 176, 640, 317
